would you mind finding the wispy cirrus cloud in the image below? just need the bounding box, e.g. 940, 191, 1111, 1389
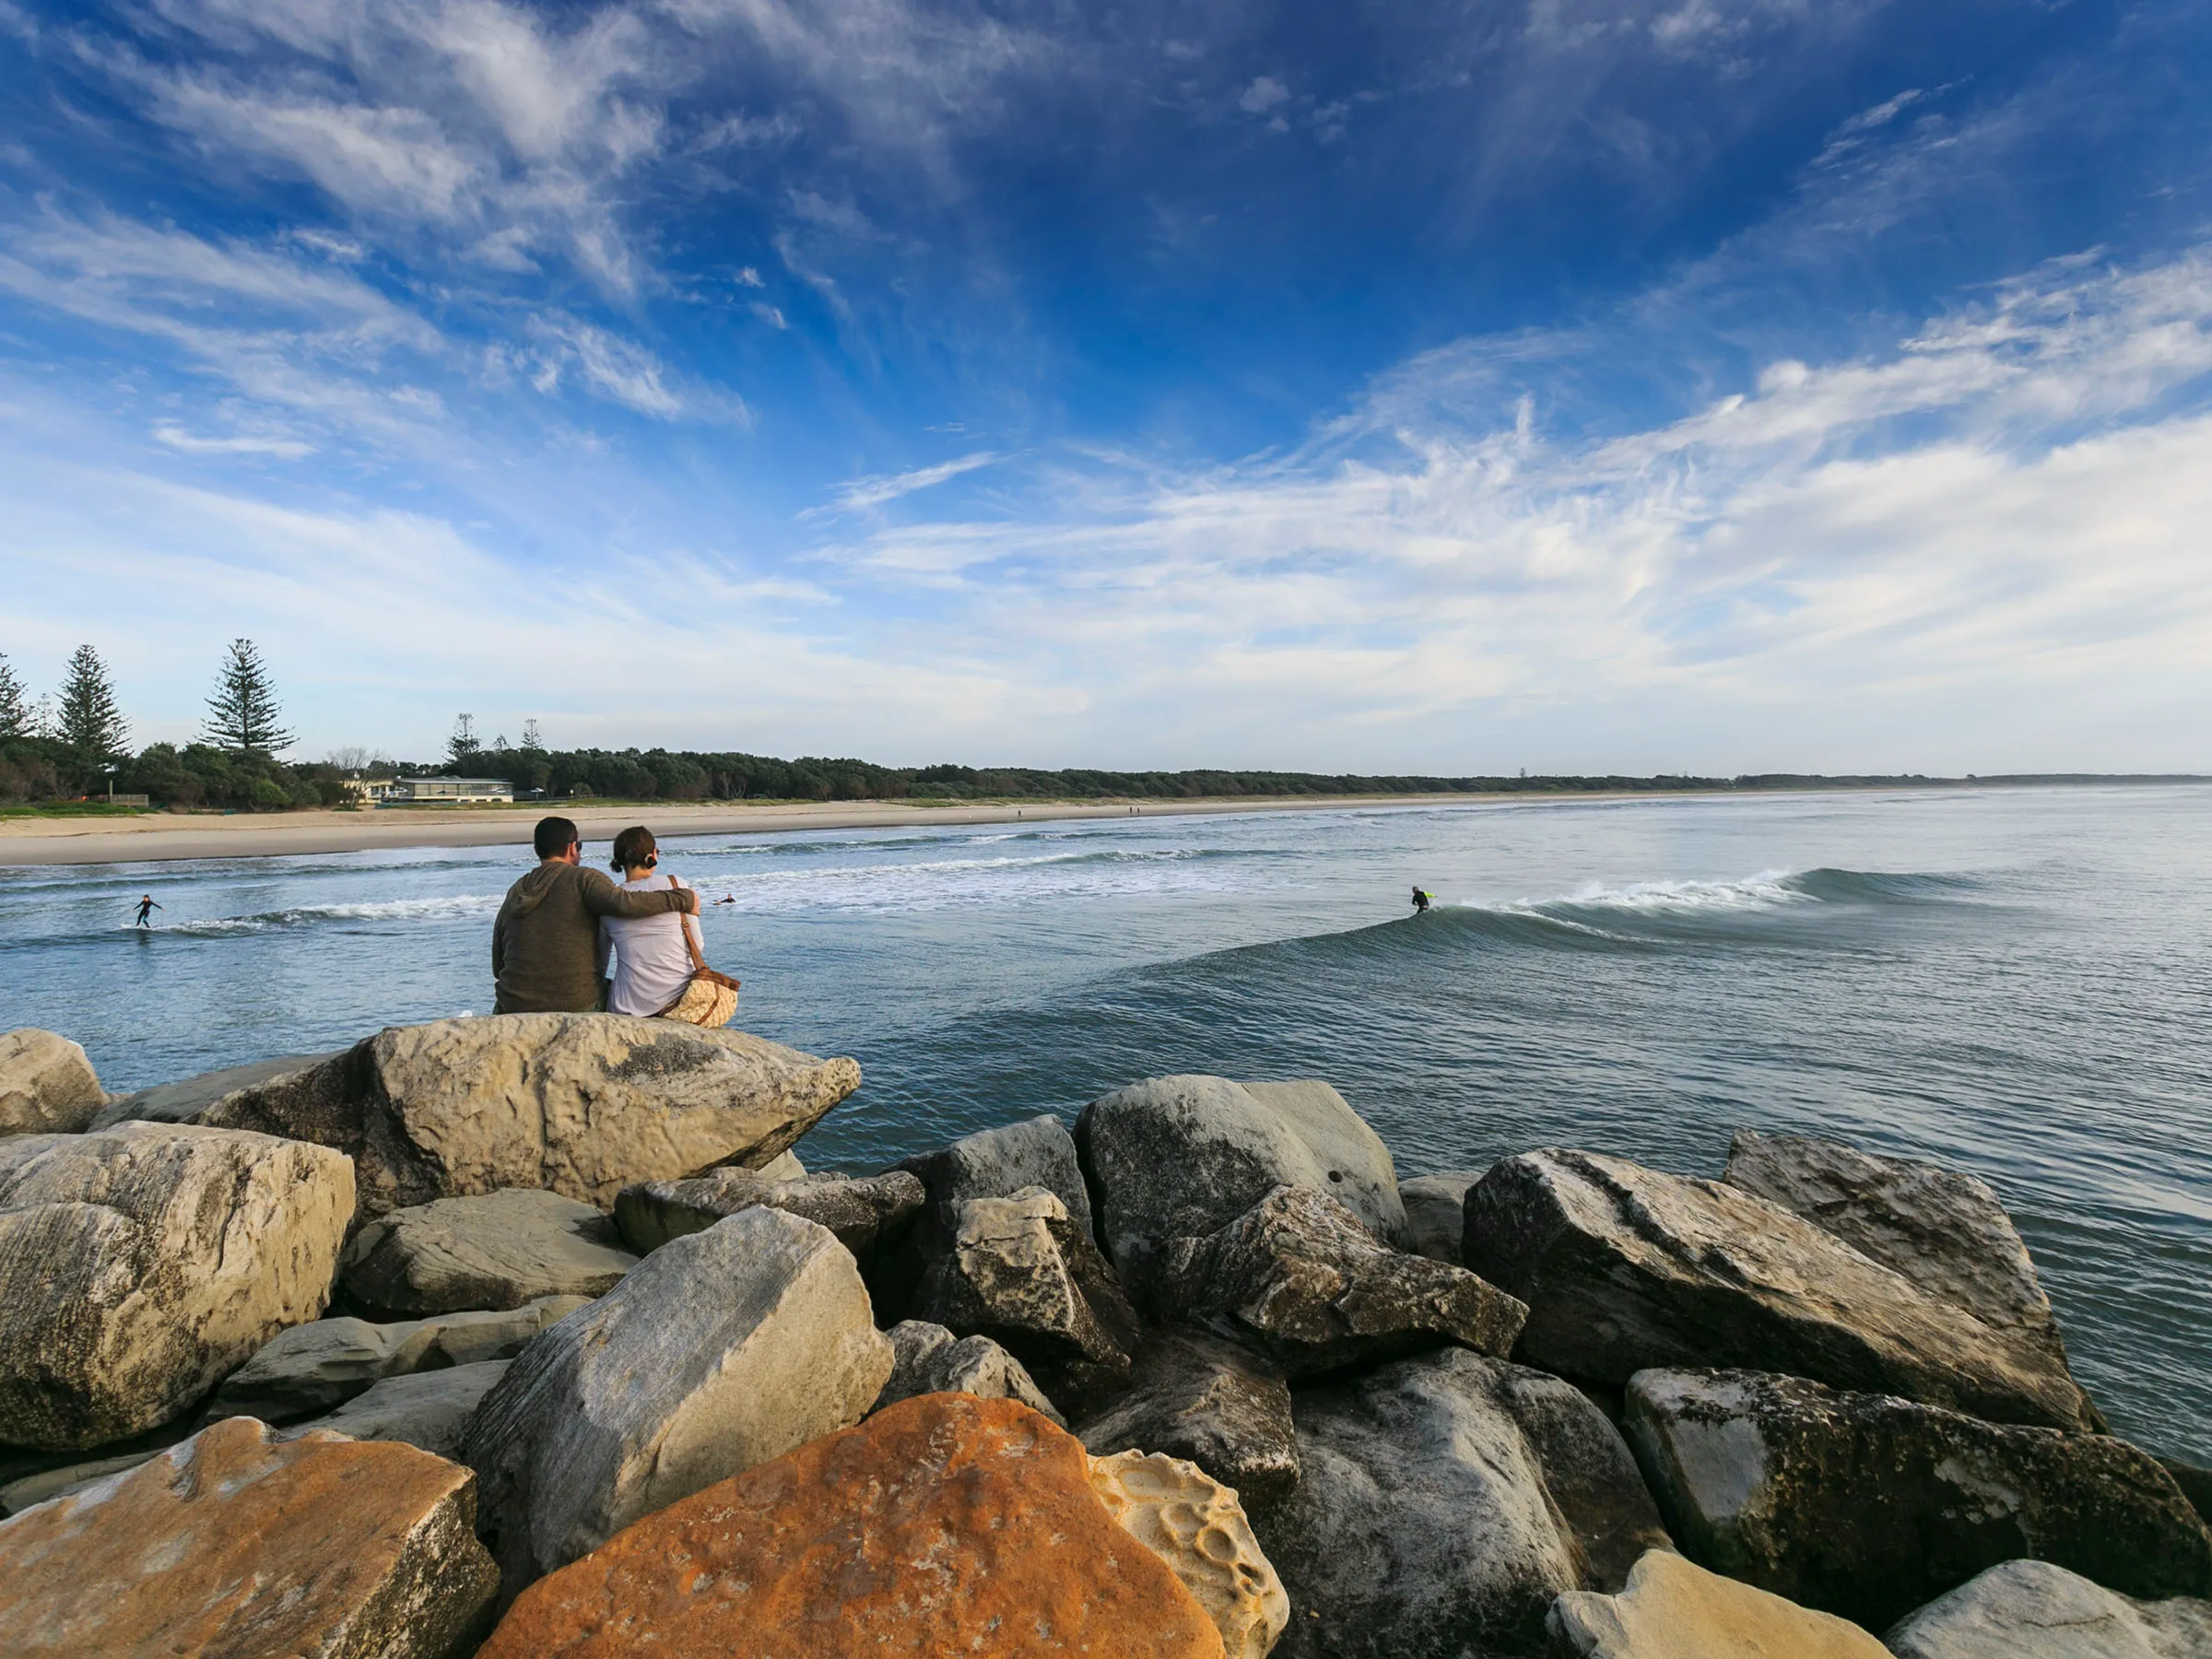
820, 451, 1001, 513
804, 245, 2212, 755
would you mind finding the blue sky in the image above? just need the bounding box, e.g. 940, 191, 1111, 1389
1, 0, 2208, 771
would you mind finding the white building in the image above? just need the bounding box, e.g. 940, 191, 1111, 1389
340, 776, 399, 804
387, 776, 514, 804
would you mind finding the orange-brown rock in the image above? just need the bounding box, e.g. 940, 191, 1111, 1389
480, 1393, 1229, 1658
0, 1415, 499, 1658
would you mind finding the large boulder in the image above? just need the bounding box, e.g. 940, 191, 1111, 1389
207, 1296, 586, 1423
1090, 1447, 1290, 1659
286, 1360, 511, 1460
0, 1416, 498, 1659
1154, 1183, 1526, 1379
0, 1029, 104, 1137
461, 1205, 894, 1594
872, 1318, 1066, 1426
1885, 1558, 2212, 1658
200, 1013, 862, 1218
614, 1166, 923, 1261
1549, 1547, 1890, 1658
340, 1188, 636, 1316
1724, 1129, 2075, 1375
921, 1185, 1144, 1413
1257, 1347, 1673, 1658
0, 1123, 354, 1450
1078, 1326, 1301, 1513
1400, 1170, 1484, 1265
1077, 1075, 1406, 1298
1623, 1369, 2212, 1630
476, 1393, 1228, 1658
901, 1111, 1097, 1241
88, 1051, 341, 1131
1464, 1149, 2096, 1430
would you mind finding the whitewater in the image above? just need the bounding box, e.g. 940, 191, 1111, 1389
2, 785, 2206, 1462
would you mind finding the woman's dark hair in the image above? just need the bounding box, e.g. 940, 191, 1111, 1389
610, 825, 657, 872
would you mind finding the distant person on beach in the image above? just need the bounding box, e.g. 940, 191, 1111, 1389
491, 816, 697, 1015
600, 825, 738, 1028
132, 895, 161, 927
1411, 886, 1431, 913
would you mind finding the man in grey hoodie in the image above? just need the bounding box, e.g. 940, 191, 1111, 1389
492, 816, 699, 1014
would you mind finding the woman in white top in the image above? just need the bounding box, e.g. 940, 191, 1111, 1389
598, 826, 737, 1026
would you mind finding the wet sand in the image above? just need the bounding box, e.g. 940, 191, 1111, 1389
0, 794, 1506, 867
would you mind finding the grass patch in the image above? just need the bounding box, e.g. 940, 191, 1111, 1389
0, 801, 158, 819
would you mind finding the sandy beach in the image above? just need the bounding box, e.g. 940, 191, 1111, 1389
0, 794, 1510, 867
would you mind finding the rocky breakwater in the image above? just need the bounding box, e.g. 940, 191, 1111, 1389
167, 1012, 862, 1218
1, 1021, 2206, 1659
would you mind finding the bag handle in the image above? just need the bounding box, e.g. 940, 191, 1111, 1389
673, 878, 740, 991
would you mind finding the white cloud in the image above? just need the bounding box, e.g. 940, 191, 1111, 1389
1239, 76, 1289, 114
822, 452, 1000, 512
109, 0, 668, 293
0, 210, 450, 448
524, 312, 738, 421
798, 245, 2212, 763
153, 423, 316, 458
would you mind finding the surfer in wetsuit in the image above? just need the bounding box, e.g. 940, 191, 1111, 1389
132, 895, 161, 928
1410, 886, 1431, 914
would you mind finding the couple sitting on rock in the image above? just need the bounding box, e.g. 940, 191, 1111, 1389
491, 816, 738, 1028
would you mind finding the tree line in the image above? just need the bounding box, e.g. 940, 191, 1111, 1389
4, 642, 2106, 813
0, 641, 349, 810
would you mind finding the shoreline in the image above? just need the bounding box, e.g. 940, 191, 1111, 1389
0, 792, 1524, 867
0, 777, 2170, 867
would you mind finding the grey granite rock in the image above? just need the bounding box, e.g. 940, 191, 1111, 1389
341, 1188, 637, 1317
900, 1112, 1096, 1241
1623, 1368, 2212, 1630
0, 1030, 104, 1137
1153, 1183, 1526, 1380
1464, 1148, 2096, 1430
615, 1167, 923, 1260
1257, 1347, 1673, 1659
870, 1318, 1065, 1426
0, 1123, 353, 1450
1724, 1128, 2073, 1374
88, 1052, 340, 1132
200, 1013, 862, 1219
286, 1360, 512, 1460
2163, 1456, 2212, 1525
1400, 1170, 1484, 1265
1, 1449, 162, 1516
920, 1185, 1143, 1414
1885, 1559, 2212, 1659
206, 1297, 587, 1424
460, 1205, 893, 1596
1077, 1075, 1406, 1299
1077, 1326, 1300, 1513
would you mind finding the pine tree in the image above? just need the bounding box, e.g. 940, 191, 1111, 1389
0, 653, 29, 740
55, 644, 130, 783
448, 713, 480, 768
200, 639, 295, 754
521, 719, 545, 753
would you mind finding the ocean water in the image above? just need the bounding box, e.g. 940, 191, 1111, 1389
3, 786, 2207, 1461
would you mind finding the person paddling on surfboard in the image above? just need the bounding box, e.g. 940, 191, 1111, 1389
1410, 886, 1431, 913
